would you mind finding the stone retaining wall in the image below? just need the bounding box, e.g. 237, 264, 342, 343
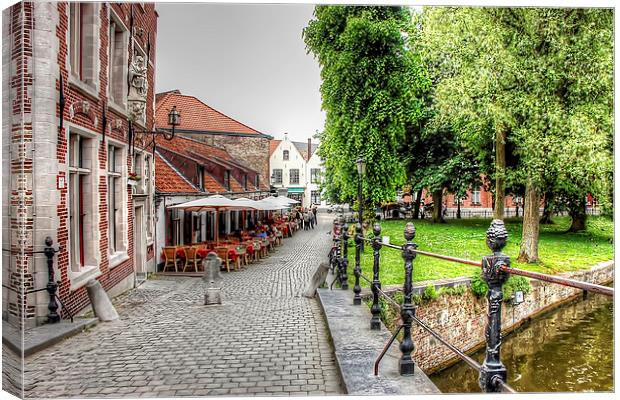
378, 261, 613, 374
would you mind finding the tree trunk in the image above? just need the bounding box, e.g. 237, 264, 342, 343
432, 189, 443, 223
518, 180, 540, 263
540, 191, 554, 224
568, 196, 587, 232
457, 200, 461, 219
413, 189, 422, 220
493, 129, 506, 220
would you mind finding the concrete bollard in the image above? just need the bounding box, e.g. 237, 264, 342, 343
203, 253, 223, 305
303, 262, 330, 298
85, 279, 119, 322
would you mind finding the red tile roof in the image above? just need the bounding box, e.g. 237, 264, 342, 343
204, 171, 226, 193
229, 176, 244, 193
269, 140, 281, 157
155, 134, 234, 162
155, 153, 199, 193
156, 91, 267, 136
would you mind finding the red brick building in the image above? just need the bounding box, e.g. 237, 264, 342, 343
2, 2, 158, 327
155, 90, 272, 184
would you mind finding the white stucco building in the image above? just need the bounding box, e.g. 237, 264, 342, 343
269, 134, 326, 208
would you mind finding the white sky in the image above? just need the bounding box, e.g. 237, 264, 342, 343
155, 3, 325, 142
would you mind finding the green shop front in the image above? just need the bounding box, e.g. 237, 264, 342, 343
287, 187, 305, 203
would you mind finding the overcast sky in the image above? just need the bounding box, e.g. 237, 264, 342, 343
155, 3, 324, 142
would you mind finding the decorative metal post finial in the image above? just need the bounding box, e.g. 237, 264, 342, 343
399, 222, 417, 375
370, 223, 382, 330
479, 219, 510, 392
340, 223, 349, 290
352, 222, 363, 305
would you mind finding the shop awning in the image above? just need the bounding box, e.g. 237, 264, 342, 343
287, 187, 305, 193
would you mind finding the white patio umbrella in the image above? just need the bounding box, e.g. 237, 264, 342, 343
255, 198, 287, 210
263, 196, 299, 206
169, 195, 254, 244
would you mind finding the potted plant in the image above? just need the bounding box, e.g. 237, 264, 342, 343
128, 172, 142, 185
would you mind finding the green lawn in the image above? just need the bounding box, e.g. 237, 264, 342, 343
344, 216, 613, 287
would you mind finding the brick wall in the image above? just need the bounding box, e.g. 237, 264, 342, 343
378, 262, 613, 373
2, 2, 158, 326
186, 133, 271, 186
3, 2, 37, 327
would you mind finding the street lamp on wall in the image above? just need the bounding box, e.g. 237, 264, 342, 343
130, 105, 181, 154
165, 105, 180, 140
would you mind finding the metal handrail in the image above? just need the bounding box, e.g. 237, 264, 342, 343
367, 278, 516, 393
359, 237, 613, 297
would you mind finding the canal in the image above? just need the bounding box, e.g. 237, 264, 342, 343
430, 291, 613, 393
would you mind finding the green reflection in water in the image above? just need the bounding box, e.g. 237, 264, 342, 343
430, 292, 613, 393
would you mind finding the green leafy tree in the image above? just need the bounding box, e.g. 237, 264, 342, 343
417, 7, 613, 262
304, 5, 429, 212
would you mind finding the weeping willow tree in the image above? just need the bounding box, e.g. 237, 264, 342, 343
304, 5, 429, 214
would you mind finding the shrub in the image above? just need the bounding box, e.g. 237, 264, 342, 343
469, 272, 532, 301
470, 273, 488, 297
503, 275, 531, 301
422, 283, 439, 301
438, 285, 467, 297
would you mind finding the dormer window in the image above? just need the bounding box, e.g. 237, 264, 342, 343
224, 170, 231, 191
197, 166, 204, 191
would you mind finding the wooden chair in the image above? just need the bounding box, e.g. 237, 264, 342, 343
236, 245, 249, 267
162, 246, 179, 273
183, 246, 200, 273
215, 247, 234, 272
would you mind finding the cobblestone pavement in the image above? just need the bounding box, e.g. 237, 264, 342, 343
17, 215, 343, 397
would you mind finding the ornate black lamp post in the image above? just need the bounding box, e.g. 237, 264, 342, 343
370, 223, 382, 330
399, 222, 417, 375
43, 237, 60, 323
479, 219, 510, 392
352, 222, 363, 305
356, 158, 366, 250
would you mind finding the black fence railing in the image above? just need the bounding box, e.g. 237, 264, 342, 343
380, 206, 602, 221
328, 216, 613, 393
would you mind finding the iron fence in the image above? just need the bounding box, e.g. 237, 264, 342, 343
328, 216, 613, 393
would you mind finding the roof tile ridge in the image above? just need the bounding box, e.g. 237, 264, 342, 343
155, 150, 200, 192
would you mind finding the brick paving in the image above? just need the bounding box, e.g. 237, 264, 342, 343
13, 215, 343, 397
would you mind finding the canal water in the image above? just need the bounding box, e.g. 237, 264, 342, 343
430, 291, 613, 393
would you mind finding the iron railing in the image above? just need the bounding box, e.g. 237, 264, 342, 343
328, 216, 613, 393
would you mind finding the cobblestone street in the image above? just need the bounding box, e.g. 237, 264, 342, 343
17, 215, 343, 398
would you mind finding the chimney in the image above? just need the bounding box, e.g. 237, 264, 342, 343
307, 138, 311, 161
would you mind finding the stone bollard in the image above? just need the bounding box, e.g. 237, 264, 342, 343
85, 279, 119, 322
203, 253, 224, 305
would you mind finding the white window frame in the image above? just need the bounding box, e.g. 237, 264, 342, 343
66, 124, 101, 290
290, 169, 300, 185
272, 169, 282, 184
68, 2, 100, 95
310, 168, 321, 184
471, 189, 481, 205
106, 138, 129, 268
144, 153, 154, 243
108, 8, 129, 111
